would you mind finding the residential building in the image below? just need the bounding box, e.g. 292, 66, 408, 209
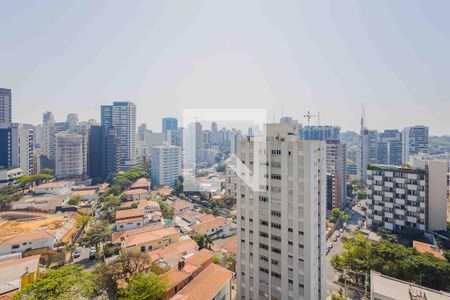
115, 208, 150, 231
55, 132, 84, 179
299, 125, 340, 141
151, 144, 181, 187
171, 200, 194, 215
412, 241, 444, 260
402, 126, 429, 163
120, 226, 180, 253
130, 178, 151, 191
101, 102, 136, 167
370, 271, 450, 300
191, 216, 235, 240
358, 128, 378, 183
366, 157, 447, 231
0, 88, 12, 126
88, 125, 118, 180
225, 162, 238, 198
33, 181, 73, 195
11, 123, 34, 175
149, 238, 198, 274
120, 200, 160, 213
0, 168, 22, 187
377, 129, 402, 165
171, 263, 234, 300
0, 231, 55, 256
237, 123, 326, 300
122, 189, 149, 201
167, 127, 183, 149
0, 254, 41, 297
11, 194, 69, 212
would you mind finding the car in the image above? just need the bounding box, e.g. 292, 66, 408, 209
327, 243, 333, 249
74, 249, 81, 258
336, 232, 340, 237
356, 225, 361, 230
351, 211, 355, 215
339, 228, 344, 233
89, 249, 96, 260
326, 248, 330, 255
333, 237, 338, 242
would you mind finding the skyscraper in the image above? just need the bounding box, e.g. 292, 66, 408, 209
55, 132, 84, 179
151, 144, 181, 187
402, 126, 429, 163
101, 102, 136, 167
299, 125, 340, 141
88, 125, 118, 180
377, 129, 402, 165
237, 123, 326, 300
0, 88, 12, 126
0, 127, 12, 169
11, 124, 34, 175
162, 117, 178, 140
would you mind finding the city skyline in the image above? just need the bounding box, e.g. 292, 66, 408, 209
1, 1, 449, 134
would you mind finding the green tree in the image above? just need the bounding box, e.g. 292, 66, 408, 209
329, 208, 341, 223
357, 191, 367, 200
75, 215, 93, 228
79, 221, 111, 249
119, 272, 167, 300
68, 194, 82, 205
14, 264, 97, 300
157, 200, 173, 219
212, 256, 221, 264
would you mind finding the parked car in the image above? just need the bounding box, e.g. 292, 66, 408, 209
333, 236, 338, 242
89, 248, 96, 260
339, 228, 344, 233
336, 232, 340, 237
328, 243, 333, 249
74, 249, 81, 259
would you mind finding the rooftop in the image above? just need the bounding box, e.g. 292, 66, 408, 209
123, 227, 179, 247
123, 189, 148, 196
115, 208, 145, 221
0, 231, 54, 246
120, 200, 159, 210
131, 178, 151, 189
0, 255, 41, 295
112, 224, 166, 244
413, 241, 444, 260
191, 217, 228, 234
171, 200, 192, 211
171, 263, 233, 300
149, 239, 198, 263
35, 181, 73, 189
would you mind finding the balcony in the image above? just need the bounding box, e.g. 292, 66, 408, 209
385, 212, 394, 219
367, 190, 372, 195
395, 219, 405, 226
407, 195, 417, 202
385, 172, 393, 177
374, 215, 383, 222
395, 178, 405, 184
385, 182, 394, 188
407, 174, 418, 180
395, 209, 405, 216
374, 175, 382, 181
374, 185, 382, 192
384, 192, 394, 198
406, 206, 418, 213
407, 184, 417, 191
406, 216, 417, 223
396, 188, 405, 194
395, 198, 405, 205
384, 222, 393, 230
374, 205, 383, 211
366, 208, 373, 214
385, 202, 393, 208
419, 191, 425, 197
374, 195, 382, 201
366, 179, 373, 186
419, 202, 425, 209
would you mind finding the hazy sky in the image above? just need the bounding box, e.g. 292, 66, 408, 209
1, 1, 449, 134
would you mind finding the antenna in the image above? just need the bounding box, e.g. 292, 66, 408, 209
303, 110, 318, 126
360, 103, 366, 130
281, 103, 285, 117
317, 111, 320, 126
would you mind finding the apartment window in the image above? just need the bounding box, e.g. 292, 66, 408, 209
271, 271, 281, 279
260, 255, 269, 262
259, 231, 269, 238
271, 222, 281, 229
271, 174, 281, 180
259, 243, 269, 250
271, 210, 281, 217
271, 247, 281, 254
259, 267, 269, 274
259, 196, 268, 202
260, 220, 268, 226
271, 235, 281, 242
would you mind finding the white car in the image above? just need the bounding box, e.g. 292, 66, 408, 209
339, 228, 344, 233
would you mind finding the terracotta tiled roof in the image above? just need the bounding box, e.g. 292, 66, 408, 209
121, 200, 159, 210
413, 240, 444, 259
112, 224, 165, 243
115, 208, 145, 221
131, 178, 151, 189
171, 264, 233, 300
149, 239, 198, 263
191, 217, 228, 235
0, 231, 54, 246
123, 227, 179, 247
35, 181, 72, 189
196, 214, 215, 223
72, 190, 97, 197
185, 249, 214, 267
221, 236, 237, 256
123, 189, 148, 196
171, 200, 192, 211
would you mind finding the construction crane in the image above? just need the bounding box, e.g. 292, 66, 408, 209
303, 110, 319, 126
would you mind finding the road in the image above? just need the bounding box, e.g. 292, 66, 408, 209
72, 245, 98, 269
325, 201, 367, 298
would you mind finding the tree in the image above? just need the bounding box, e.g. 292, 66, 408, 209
212, 256, 221, 264
119, 272, 167, 300
329, 208, 341, 223
79, 221, 111, 249
157, 200, 173, 219
75, 215, 93, 228
191, 234, 213, 250
357, 191, 367, 200
100, 195, 120, 222
331, 288, 347, 300
14, 264, 97, 300
68, 194, 82, 205
94, 252, 152, 297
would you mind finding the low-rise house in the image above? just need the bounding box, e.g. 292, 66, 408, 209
191, 217, 235, 239
171, 263, 234, 300
33, 181, 74, 195
150, 239, 198, 274
131, 178, 151, 191
413, 240, 444, 260
71, 188, 99, 201
176, 211, 214, 226
111, 224, 166, 244
11, 194, 68, 213
0, 254, 41, 297
370, 270, 450, 300
171, 200, 194, 215
151, 211, 162, 222
121, 226, 180, 253
115, 208, 150, 231
122, 189, 149, 201
0, 231, 55, 256
220, 236, 237, 257
164, 249, 215, 298
121, 200, 160, 213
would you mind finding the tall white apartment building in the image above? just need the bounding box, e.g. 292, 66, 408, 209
237, 124, 326, 300
357, 128, 378, 183
11, 124, 34, 175
101, 102, 136, 167
402, 126, 429, 163
366, 157, 447, 231
55, 132, 83, 179
151, 144, 181, 187
326, 140, 347, 209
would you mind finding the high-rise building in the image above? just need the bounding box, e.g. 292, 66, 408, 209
377, 129, 402, 165
366, 156, 447, 231
299, 125, 340, 141
88, 125, 118, 180
42, 111, 55, 124
300, 125, 347, 209
357, 128, 378, 183
402, 126, 429, 163
237, 123, 326, 300
55, 132, 84, 179
0, 88, 12, 126
151, 144, 181, 187
0, 127, 12, 169
66, 113, 79, 129
162, 117, 178, 140
11, 124, 34, 175
101, 102, 136, 167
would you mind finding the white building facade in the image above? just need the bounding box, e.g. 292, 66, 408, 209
151, 144, 181, 187
237, 124, 326, 300
55, 132, 84, 179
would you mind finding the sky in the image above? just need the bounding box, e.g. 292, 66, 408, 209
1, 0, 449, 134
